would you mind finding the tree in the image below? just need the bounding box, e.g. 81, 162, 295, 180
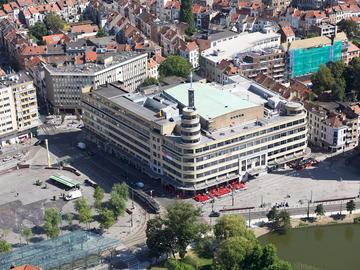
66, 213, 73, 227
346, 57, 360, 95
146, 202, 204, 259
96, 27, 107, 37
146, 217, 176, 258
98, 208, 116, 230
274, 211, 291, 234
332, 77, 346, 101
328, 61, 345, 79
164, 202, 204, 258
346, 200, 356, 214
43, 208, 61, 238
214, 215, 255, 241
267, 206, 279, 222
28, 22, 48, 43
74, 198, 93, 226
311, 65, 336, 95
21, 227, 33, 244
93, 186, 105, 209
109, 191, 126, 218
166, 258, 195, 270
195, 236, 214, 258
314, 204, 325, 217
142, 77, 159, 87
180, 0, 195, 35
215, 236, 255, 270
112, 183, 128, 201
44, 13, 65, 31
0, 239, 11, 253
338, 19, 359, 39
159, 55, 192, 78
305, 32, 318, 38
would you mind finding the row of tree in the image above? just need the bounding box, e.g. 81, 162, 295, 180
314, 200, 356, 217
311, 58, 360, 101
146, 202, 292, 270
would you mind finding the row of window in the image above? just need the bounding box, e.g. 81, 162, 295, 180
192, 118, 306, 154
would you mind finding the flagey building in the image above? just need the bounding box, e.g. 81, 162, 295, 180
44, 52, 147, 112
82, 75, 307, 192
0, 72, 39, 147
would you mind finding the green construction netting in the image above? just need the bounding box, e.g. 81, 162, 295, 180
290, 41, 343, 78
0, 230, 119, 270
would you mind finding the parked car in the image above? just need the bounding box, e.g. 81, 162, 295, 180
34, 140, 44, 146
84, 179, 98, 188
209, 211, 220, 217
64, 189, 82, 201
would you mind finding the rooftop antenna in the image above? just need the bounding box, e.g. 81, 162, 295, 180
188, 70, 195, 108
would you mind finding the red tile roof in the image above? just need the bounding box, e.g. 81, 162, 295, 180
3, 4, 13, 13
42, 33, 66, 45
348, 41, 360, 53
70, 24, 98, 34
280, 25, 295, 37
85, 51, 97, 62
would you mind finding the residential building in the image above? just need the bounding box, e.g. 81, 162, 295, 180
0, 72, 39, 147
82, 75, 308, 192
234, 49, 286, 82
310, 23, 337, 37
345, 41, 360, 64
200, 31, 281, 84
306, 102, 359, 152
283, 32, 348, 78
44, 52, 148, 112
278, 25, 295, 43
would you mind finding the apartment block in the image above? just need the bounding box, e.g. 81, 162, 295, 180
82, 75, 307, 192
0, 72, 39, 147
306, 102, 359, 153
44, 52, 148, 112
200, 32, 282, 84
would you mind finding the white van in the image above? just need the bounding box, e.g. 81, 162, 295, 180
64, 189, 82, 201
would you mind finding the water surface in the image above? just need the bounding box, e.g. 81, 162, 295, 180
259, 224, 360, 270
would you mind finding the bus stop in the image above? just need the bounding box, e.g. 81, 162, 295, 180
50, 174, 80, 189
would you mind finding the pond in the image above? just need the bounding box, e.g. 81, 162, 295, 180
258, 224, 360, 270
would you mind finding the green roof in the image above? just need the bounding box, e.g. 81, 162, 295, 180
50, 174, 80, 188
164, 83, 257, 120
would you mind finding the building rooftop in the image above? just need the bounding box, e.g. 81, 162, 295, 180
164, 82, 258, 120
94, 84, 178, 123
44, 52, 145, 75
0, 71, 33, 88
283, 32, 347, 51
202, 32, 281, 62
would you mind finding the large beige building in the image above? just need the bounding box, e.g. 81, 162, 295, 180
82, 75, 307, 192
0, 73, 39, 147
44, 52, 148, 112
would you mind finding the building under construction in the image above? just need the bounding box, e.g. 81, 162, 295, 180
283, 32, 348, 78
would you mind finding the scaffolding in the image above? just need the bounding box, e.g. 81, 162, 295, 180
290, 41, 343, 78
0, 230, 119, 270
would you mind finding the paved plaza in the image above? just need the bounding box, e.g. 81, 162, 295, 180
198, 151, 360, 217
